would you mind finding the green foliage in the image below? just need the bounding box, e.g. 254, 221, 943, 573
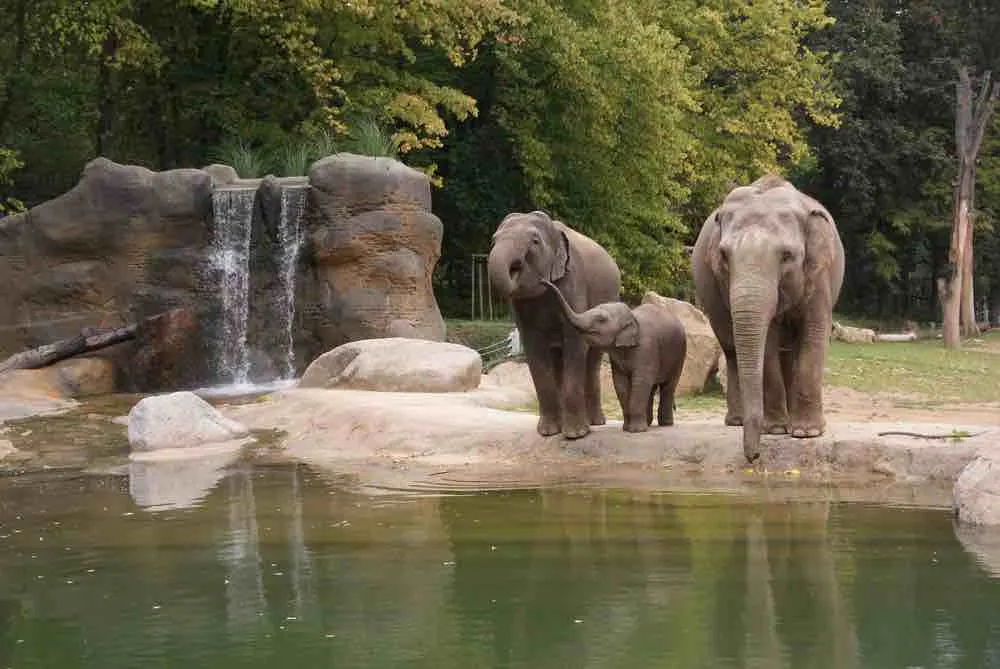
8, 0, 1000, 325
213, 139, 266, 179
274, 141, 313, 178
341, 116, 399, 159
0, 147, 24, 215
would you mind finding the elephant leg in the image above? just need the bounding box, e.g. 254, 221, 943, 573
763, 325, 789, 434
612, 365, 630, 423
624, 376, 652, 432
559, 334, 590, 439
585, 347, 606, 425
521, 331, 561, 437
788, 312, 831, 438
657, 371, 680, 427
723, 349, 742, 426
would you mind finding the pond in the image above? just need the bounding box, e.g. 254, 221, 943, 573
1, 464, 999, 668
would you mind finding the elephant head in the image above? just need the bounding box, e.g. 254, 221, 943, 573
542, 280, 638, 349
488, 211, 570, 299
710, 176, 834, 459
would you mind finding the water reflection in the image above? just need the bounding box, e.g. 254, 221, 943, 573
128, 444, 242, 511
1, 468, 999, 668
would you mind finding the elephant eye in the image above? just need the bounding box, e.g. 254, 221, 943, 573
531, 236, 541, 245
781, 249, 795, 263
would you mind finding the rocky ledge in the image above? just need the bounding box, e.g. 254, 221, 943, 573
221, 383, 996, 512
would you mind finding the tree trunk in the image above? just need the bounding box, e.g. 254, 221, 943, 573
960, 168, 979, 337
0, 325, 137, 374
943, 66, 1000, 349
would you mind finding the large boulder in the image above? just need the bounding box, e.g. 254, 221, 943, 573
50, 357, 115, 397
127, 391, 250, 452
954, 453, 1000, 526
300, 338, 481, 393
302, 154, 446, 353
0, 157, 217, 390
640, 292, 721, 395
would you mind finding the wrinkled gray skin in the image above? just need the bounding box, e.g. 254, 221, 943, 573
488, 211, 621, 439
691, 176, 845, 462
543, 281, 687, 432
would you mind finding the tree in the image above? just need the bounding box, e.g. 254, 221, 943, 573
939, 66, 999, 348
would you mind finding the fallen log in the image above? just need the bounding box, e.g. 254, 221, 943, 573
875, 332, 918, 342
0, 323, 138, 374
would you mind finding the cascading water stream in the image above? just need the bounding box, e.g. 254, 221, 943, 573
210, 187, 254, 386
277, 185, 307, 379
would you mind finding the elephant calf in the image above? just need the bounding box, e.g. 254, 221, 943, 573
543, 281, 687, 432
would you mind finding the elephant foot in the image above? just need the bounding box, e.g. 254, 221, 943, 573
725, 414, 743, 427
537, 415, 562, 437
589, 412, 607, 426
790, 425, 823, 438
562, 423, 591, 440
623, 421, 649, 433
658, 417, 674, 427
765, 423, 788, 435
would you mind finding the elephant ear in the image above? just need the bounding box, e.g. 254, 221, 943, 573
802, 206, 834, 272
549, 220, 571, 282
613, 310, 640, 348
801, 203, 837, 298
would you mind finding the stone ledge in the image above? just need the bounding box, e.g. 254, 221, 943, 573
223, 386, 994, 501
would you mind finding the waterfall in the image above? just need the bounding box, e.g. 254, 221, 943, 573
277, 185, 307, 379
210, 187, 254, 386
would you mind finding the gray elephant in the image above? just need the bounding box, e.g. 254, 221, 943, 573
488, 211, 622, 439
691, 175, 845, 461
543, 281, 687, 432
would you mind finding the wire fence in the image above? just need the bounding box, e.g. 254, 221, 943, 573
476, 327, 522, 370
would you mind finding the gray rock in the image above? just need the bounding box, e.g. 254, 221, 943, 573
201, 163, 240, 186
300, 338, 482, 393
301, 153, 446, 353
953, 453, 1000, 525
127, 391, 250, 452
0, 157, 216, 391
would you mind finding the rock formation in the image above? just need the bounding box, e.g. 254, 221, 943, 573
302, 153, 446, 351
127, 391, 250, 452
0, 152, 449, 392
0, 158, 217, 390
300, 338, 481, 393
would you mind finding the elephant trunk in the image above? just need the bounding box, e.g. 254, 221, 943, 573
543, 280, 589, 331
487, 239, 524, 298
730, 278, 777, 462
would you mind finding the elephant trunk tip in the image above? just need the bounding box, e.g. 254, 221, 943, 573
743, 416, 762, 463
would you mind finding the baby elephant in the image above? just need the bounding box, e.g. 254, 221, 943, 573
542, 281, 687, 432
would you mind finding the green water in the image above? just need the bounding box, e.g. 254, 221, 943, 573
2, 465, 1000, 669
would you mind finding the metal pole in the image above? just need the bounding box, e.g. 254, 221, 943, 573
487, 260, 494, 321
470, 256, 476, 320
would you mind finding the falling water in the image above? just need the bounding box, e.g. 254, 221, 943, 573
211, 187, 254, 386
277, 184, 307, 379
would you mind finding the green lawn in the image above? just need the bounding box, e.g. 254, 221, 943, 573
825, 330, 1000, 403
451, 317, 1000, 416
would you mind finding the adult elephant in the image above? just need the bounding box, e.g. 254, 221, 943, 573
488, 211, 621, 439
691, 176, 844, 462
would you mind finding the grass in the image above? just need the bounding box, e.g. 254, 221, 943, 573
825, 329, 1000, 403
213, 139, 267, 178
446, 319, 516, 352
